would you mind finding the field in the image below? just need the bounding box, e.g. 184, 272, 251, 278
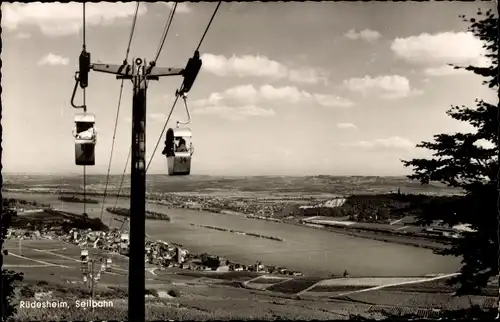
265, 277, 325, 294
5, 237, 495, 320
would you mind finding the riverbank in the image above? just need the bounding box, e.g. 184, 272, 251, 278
275, 217, 449, 252
189, 208, 449, 252
3, 190, 461, 277
4, 189, 450, 252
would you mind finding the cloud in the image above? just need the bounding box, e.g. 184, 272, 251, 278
337, 123, 358, 130
201, 54, 288, 78
2, 3, 147, 36
147, 113, 167, 123
423, 64, 469, 77
163, 2, 192, 14
344, 29, 382, 42
192, 84, 353, 120
15, 32, 31, 39
341, 136, 414, 151
201, 53, 328, 84
288, 67, 329, 85
192, 105, 276, 121
391, 32, 490, 67
313, 93, 354, 108
260, 85, 306, 103
343, 75, 421, 99
38, 53, 70, 66
193, 84, 354, 110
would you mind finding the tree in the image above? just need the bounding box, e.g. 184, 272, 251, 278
402, 9, 498, 295
0, 208, 24, 320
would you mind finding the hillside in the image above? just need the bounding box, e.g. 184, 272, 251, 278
3, 174, 460, 195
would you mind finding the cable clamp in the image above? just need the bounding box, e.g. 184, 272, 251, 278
175, 89, 187, 99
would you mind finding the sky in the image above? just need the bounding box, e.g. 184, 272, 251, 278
2, 1, 497, 176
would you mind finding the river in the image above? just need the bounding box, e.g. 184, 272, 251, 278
4, 192, 461, 277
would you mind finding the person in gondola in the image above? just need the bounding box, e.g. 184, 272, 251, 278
162, 138, 175, 157
74, 126, 96, 140
161, 140, 169, 156
177, 137, 188, 152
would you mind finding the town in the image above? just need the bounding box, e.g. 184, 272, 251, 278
6, 197, 306, 281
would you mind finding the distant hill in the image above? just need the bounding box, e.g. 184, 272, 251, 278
3, 174, 460, 195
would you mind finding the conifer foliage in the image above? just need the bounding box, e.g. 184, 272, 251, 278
402, 9, 499, 295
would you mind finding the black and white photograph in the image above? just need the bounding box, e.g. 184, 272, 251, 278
1, 1, 499, 321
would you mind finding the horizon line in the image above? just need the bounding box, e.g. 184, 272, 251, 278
3, 172, 411, 178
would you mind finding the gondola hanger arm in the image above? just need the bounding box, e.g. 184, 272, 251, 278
175, 92, 191, 127
71, 71, 86, 110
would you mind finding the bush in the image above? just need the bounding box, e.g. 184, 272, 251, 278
105, 286, 128, 298
167, 289, 180, 298
19, 286, 35, 298
1, 208, 24, 320
1, 269, 24, 318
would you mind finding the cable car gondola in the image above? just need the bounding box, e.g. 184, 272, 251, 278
73, 112, 97, 166
162, 126, 194, 176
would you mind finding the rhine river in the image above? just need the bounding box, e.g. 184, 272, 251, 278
5, 192, 461, 277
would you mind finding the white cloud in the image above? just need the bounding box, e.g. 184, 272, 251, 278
313, 94, 354, 108
163, 2, 192, 14
192, 84, 353, 120
343, 75, 421, 99
201, 53, 328, 84
193, 84, 354, 110
226, 84, 260, 102
342, 136, 414, 151
382, 89, 424, 100
259, 85, 306, 103
192, 105, 276, 121
423, 64, 469, 77
38, 53, 70, 66
391, 32, 489, 67
201, 54, 288, 78
15, 32, 31, 39
345, 29, 382, 42
147, 113, 166, 122
2, 3, 147, 36
288, 67, 329, 85
337, 123, 358, 130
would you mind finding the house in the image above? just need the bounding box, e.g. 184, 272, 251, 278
452, 223, 476, 233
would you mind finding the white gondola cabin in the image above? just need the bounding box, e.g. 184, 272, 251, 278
80, 249, 89, 262
162, 127, 194, 176
74, 112, 96, 166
